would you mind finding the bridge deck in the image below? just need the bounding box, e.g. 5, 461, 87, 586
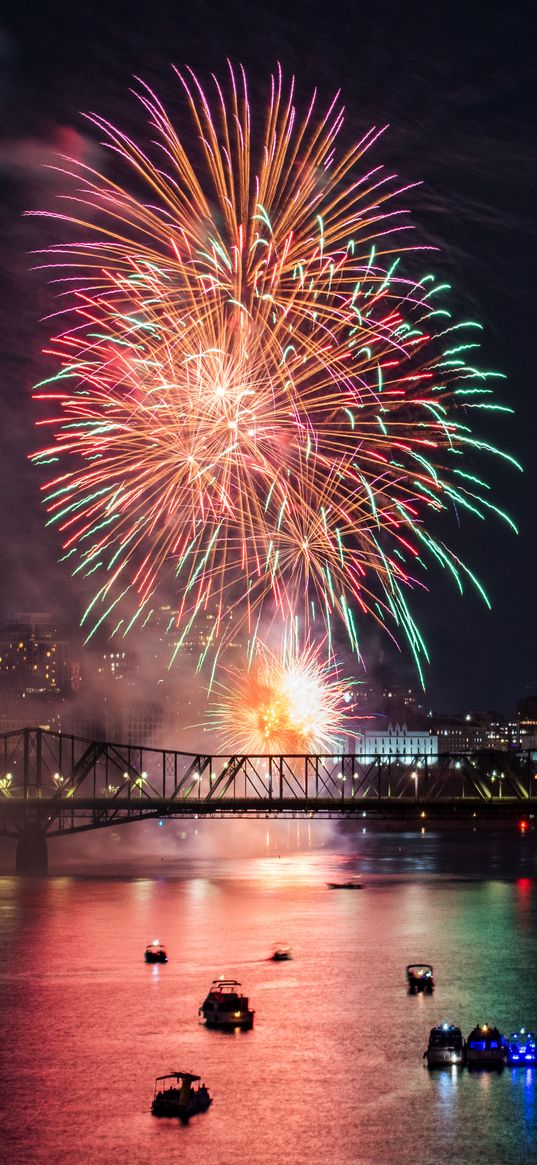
0, 795, 535, 837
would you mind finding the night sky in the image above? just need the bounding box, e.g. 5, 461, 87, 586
0, 0, 535, 713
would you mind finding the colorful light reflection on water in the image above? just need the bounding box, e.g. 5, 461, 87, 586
1, 837, 537, 1164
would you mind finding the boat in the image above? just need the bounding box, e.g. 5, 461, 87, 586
199, 979, 255, 1030
326, 879, 363, 890
151, 1071, 212, 1120
466, 1024, 507, 1068
270, 945, 292, 961
424, 1023, 465, 1067
144, 939, 168, 963
406, 963, 434, 993
506, 1028, 537, 1065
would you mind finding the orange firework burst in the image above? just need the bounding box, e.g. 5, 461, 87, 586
210, 641, 354, 754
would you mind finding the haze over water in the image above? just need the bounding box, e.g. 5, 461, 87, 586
1, 828, 537, 1165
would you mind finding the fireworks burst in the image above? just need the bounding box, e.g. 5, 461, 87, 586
210, 640, 354, 754
31, 64, 518, 677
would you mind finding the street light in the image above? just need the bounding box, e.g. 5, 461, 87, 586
135, 772, 147, 797
411, 770, 418, 800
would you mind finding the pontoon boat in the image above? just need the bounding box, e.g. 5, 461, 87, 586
151, 1071, 211, 1119
406, 963, 434, 993
270, 945, 292, 961
144, 940, 168, 964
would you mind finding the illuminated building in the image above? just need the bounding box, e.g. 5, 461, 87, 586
517, 697, 537, 749
431, 711, 519, 751
97, 650, 137, 683
173, 607, 244, 659
355, 723, 438, 761
382, 684, 423, 713
0, 612, 71, 695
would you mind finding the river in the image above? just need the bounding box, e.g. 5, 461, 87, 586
1, 827, 536, 1164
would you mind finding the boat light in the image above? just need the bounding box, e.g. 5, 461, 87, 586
153, 939, 159, 946
234, 1011, 241, 1018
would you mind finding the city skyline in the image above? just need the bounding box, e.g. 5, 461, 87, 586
1, 608, 536, 757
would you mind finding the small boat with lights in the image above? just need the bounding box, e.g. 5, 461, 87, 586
151, 1071, 212, 1120
326, 878, 363, 890
466, 1024, 506, 1068
506, 1029, 537, 1066
199, 979, 255, 1030
270, 945, 292, 961
144, 940, 168, 964
406, 963, 434, 993
424, 1023, 465, 1067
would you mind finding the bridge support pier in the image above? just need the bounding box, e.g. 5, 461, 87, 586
15, 831, 48, 876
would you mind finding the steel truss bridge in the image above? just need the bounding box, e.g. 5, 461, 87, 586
0, 728, 536, 872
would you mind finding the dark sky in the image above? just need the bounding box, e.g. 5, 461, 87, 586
0, 0, 535, 713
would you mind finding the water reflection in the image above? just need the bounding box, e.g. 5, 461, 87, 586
515, 877, 534, 931
0, 836, 536, 1165
522, 1068, 535, 1125
433, 1064, 460, 1122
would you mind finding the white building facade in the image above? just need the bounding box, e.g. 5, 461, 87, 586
355, 723, 438, 762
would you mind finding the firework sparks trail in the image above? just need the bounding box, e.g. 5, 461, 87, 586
30, 64, 519, 678
210, 639, 355, 755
